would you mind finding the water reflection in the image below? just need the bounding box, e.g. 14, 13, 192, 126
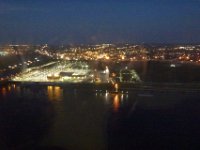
47, 86, 63, 101
8, 85, 11, 91
13, 84, 16, 89
99, 91, 128, 112
113, 94, 120, 112
0, 84, 21, 98
2, 84, 200, 150
1, 87, 7, 97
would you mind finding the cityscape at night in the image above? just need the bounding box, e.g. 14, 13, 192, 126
1, 43, 200, 83
1, 0, 200, 150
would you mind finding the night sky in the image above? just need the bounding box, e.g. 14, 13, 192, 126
0, 0, 200, 44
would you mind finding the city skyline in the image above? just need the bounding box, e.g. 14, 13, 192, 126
0, 0, 200, 44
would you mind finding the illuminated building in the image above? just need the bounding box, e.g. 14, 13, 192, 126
120, 67, 141, 83
47, 74, 61, 80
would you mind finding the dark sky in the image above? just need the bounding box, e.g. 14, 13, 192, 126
0, 0, 200, 44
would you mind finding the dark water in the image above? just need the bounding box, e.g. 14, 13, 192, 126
1, 84, 200, 150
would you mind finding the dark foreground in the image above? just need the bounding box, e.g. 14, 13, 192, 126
0, 83, 200, 150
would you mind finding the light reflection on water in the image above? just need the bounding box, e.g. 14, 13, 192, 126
1, 87, 7, 97
113, 94, 120, 112
1, 84, 200, 150
13, 84, 16, 89
8, 85, 11, 91
1, 84, 127, 114
0, 84, 21, 98
47, 86, 63, 101
100, 91, 128, 112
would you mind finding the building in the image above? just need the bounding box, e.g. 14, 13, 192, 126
119, 67, 141, 83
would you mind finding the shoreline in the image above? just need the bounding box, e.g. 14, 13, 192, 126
1, 81, 200, 92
